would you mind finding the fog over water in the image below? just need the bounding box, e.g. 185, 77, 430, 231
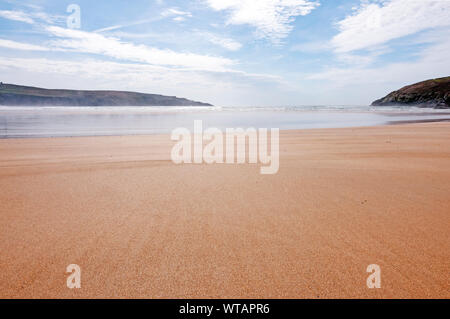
0, 106, 449, 138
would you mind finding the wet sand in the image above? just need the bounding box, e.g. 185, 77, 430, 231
0, 122, 449, 298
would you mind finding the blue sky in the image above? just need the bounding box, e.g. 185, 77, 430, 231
0, 0, 449, 106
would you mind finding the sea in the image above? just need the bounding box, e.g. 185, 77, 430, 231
0, 105, 449, 138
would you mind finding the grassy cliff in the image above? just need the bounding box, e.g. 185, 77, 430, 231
0, 83, 212, 106
371, 77, 450, 109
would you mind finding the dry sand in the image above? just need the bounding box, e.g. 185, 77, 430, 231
0, 123, 449, 298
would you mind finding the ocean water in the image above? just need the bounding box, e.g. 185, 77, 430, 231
0, 105, 449, 138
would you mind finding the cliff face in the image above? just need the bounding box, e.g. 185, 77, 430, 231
371, 77, 450, 109
0, 83, 212, 107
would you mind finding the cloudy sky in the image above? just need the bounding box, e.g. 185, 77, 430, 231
0, 0, 449, 106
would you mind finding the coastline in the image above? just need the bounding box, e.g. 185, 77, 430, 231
1, 122, 449, 298
1, 107, 450, 139
1, 116, 449, 140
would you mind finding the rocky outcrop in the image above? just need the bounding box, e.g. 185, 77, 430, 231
371, 77, 450, 109
0, 83, 212, 106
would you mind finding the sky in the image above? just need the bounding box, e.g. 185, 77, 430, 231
0, 0, 449, 106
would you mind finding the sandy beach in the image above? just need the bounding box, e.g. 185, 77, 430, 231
0, 122, 449, 299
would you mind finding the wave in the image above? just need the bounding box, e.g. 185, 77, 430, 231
0, 105, 448, 113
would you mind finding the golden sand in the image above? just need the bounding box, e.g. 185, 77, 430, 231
0, 123, 449, 298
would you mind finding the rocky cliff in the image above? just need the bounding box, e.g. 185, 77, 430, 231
0, 83, 212, 107
371, 77, 450, 109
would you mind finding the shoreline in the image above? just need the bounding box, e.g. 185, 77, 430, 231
1, 117, 450, 140
1, 122, 449, 298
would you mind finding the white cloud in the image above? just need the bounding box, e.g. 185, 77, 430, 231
0, 57, 205, 84
0, 57, 220, 102
161, 8, 192, 22
161, 7, 192, 18
0, 56, 279, 84
94, 7, 190, 33
108, 29, 242, 51
332, 0, 450, 53
308, 29, 450, 103
300, 1, 450, 104
202, 33, 243, 51
0, 10, 34, 24
0, 9, 65, 26
173, 16, 186, 22
32, 11, 65, 24
205, 0, 319, 42
46, 26, 235, 72
0, 57, 283, 105
94, 7, 192, 32
0, 39, 49, 51
94, 18, 162, 33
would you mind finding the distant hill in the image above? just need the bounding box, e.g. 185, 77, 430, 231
0, 83, 212, 107
371, 77, 450, 109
